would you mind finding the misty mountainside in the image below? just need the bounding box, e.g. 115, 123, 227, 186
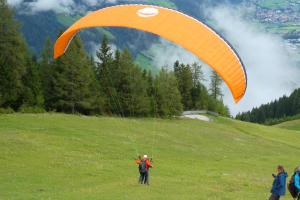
13, 0, 243, 56
12, 0, 300, 70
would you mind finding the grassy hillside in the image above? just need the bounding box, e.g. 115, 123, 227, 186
257, 0, 300, 9
274, 119, 300, 131
264, 24, 300, 34
135, 43, 165, 72
258, 0, 289, 9
145, 0, 177, 9
0, 114, 299, 199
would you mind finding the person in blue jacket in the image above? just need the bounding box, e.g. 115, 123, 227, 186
294, 166, 300, 200
269, 165, 288, 200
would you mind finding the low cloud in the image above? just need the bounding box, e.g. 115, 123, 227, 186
151, 39, 199, 67
88, 41, 117, 62
7, 0, 119, 14
150, 39, 212, 81
208, 6, 300, 115
8, 0, 75, 13
7, 0, 23, 6
27, 0, 75, 13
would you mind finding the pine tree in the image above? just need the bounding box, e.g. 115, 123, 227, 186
96, 36, 117, 114
96, 35, 113, 79
146, 70, 157, 116
237, 88, 300, 124
41, 37, 53, 65
116, 49, 150, 116
191, 62, 205, 87
0, 0, 28, 109
40, 37, 53, 109
191, 83, 209, 110
155, 68, 183, 117
174, 62, 193, 110
190, 62, 208, 110
181, 64, 193, 109
48, 36, 101, 114
173, 60, 180, 76
21, 56, 44, 108
209, 71, 223, 100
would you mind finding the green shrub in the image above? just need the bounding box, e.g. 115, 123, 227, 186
265, 114, 300, 125
19, 106, 46, 114
0, 107, 15, 114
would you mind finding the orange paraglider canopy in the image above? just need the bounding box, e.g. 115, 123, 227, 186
54, 4, 247, 102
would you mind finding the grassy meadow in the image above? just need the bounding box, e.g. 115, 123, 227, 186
0, 114, 299, 199
275, 119, 300, 131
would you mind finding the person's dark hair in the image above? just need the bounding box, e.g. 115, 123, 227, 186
278, 165, 285, 172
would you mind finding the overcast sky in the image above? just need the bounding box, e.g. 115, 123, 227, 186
209, 6, 300, 115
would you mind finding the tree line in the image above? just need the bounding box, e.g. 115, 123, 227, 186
236, 88, 300, 124
0, 0, 229, 117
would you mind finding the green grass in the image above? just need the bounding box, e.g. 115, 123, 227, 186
257, 0, 300, 9
145, 0, 177, 9
94, 28, 115, 41
135, 53, 155, 72
274, 119, 300, 131
56, 14, 115, 40
258, 0, 290, 9
0, 114, 299, 199
264, 23, 300, 33
56, 14, 82, 27
135, 43, 168, 73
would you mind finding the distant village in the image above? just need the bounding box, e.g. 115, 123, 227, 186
255, 6, 300, 24
254, 3, 300, 50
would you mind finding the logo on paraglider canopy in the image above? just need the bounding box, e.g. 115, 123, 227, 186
137, 7, 159, 18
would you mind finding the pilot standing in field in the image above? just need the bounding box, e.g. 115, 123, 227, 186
135, 155, 153, 185
294, 166, 300, 200
269, 165, 288, 200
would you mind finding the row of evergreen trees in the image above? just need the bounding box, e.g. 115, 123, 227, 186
173, 61, 229, 115
236, 88, 300, 124
0, 0, 229, 117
